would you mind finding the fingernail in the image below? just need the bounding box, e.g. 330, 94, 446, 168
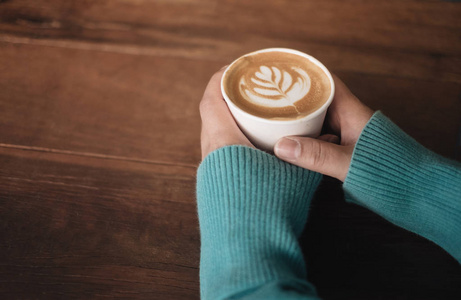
220, 65, 229, 70
275, 138, 301, 161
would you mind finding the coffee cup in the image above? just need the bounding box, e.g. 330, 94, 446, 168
221, 48, 335, 151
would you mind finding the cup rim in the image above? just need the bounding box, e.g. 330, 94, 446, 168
221, 47, 335, 124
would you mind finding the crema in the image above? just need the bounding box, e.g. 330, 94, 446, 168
223, 51, 331, 120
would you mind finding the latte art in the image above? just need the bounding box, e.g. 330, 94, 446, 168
239, 66, 311, 110
223, 50, 331, 120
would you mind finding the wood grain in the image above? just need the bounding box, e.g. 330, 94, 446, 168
2, 148, 460, 299
1, 0, 460, 54
337, 71, 461, 159
1, 1, 460, 82
0, 146, 199, 299
0, 42, 459, 165
1, 0, 460, 299
0, 41, 217, 165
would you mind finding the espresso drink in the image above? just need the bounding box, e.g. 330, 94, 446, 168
223, 50, 331, 120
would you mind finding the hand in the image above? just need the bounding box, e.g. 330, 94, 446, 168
200, 67, 254, 159
274, 75, 374, 181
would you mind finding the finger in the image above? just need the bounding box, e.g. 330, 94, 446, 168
274, 136, 353, 181
199, 66, 253, 159
328, 74, 374, 144
318, 134, 340, 144
199, 67, 235, 129
327, 74, 358, 133
201, 65, 228, 102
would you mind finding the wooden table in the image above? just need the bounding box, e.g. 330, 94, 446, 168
1, 1, 460, 299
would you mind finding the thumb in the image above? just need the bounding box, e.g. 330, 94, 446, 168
274, 136, 352, 181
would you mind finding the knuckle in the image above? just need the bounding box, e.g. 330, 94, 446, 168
210, 70, 223, 84
303, 140, 327, 169
199, 97, 211, 114
213, 70, 223, 78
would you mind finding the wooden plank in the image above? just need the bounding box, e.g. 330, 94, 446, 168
0, 146, 199, 299
1, 1, 460, 83
1, 148, 460, 299
338, 71, 461, 159
2, 33, 460, 84
0, 41, 217, 165
1, 42, 459, 164
1, 0, 460, 54
0, 1, 459, 299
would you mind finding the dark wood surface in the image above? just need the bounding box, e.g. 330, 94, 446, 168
1, 1, 460, 299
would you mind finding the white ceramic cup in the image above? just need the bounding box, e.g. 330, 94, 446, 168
221, 48, 335, 152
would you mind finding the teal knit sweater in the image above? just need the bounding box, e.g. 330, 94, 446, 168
196, 111, 461, 299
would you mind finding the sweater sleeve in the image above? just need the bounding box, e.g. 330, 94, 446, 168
196, 145, 323, 300
344, 111, 461, 263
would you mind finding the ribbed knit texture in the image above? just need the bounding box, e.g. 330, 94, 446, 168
197, 146, 322, 300
344, 111, 461, 263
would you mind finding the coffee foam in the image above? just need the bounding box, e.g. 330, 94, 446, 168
223, 51, 331, 120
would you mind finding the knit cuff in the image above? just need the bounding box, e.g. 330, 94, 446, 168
197, 145, 322, 299
344, 111, 461, 262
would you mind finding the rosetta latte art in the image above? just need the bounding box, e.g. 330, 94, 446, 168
239, 66, 311, 109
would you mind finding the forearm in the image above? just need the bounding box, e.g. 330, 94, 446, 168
197, 146, 322, 300
344, 111, 461, 262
